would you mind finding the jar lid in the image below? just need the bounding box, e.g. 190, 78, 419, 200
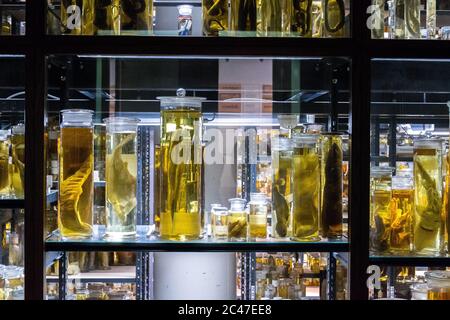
414, 138, 443, 149
425, 270, 450, 282
11, 123, 25, 135
157, 89, 206, 109
277, 114, 299, 130
370, 166, 394, 177
177, 5, 193, 15
61, 109, 94, 123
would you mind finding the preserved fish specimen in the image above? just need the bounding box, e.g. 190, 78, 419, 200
11, 124, 25, 199
61, 0, 95, 35
249, 193, 268, 239
371, 0, 384, 39
58, 110, 94, 239
202, 0, 228, 36
292, 135, 320, 241
390, 175, 413, 253
94, 0, 120, 35
228, 198, 247, 240
293, 0, 313, 37
121, 0, 153, 34
211, 206, 228, 240
158, 93, 204, 240
257, 0, 292, 36
311, 1, 323, 37
320, 133, 343, 238
322, 0, 346, 38
370, 167, 393, 253
230, 0, 257, 32
413, 139, 443, 255
105, 118, 139, 239
426, 0, 436, 39
0, 130, 10, 198
271, 137, 293, 238
405, 0, 420, 39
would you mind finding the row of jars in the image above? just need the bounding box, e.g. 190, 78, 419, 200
0, 265, 24, 300
0, 124, 25, 200
370, 138, 449, 256
55, 0, 347, 37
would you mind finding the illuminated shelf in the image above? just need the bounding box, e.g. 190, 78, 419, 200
46, 266, 136, 284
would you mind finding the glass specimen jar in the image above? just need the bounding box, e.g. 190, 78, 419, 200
211, 206, 229, 240
157, 90, 205, 241
369, 166, 394, 254
425, 271, 450, 300
202, 0, 228, 36
256, 0, 292, 37
0, 130, 10, 199
405, 0, 420, 39
271, 137, 293, 238
120, 0, 153, 35
292, 0, 313, 37
60, 0, 95, 35
104, 117, 139, 239
426, 0, 436, 39
58, 109, 94, 239
292, 134, 320, 242
230, 0, 257, 33
94, 0, 120, 35
390, 175, 414, 253
228, 198, 248, 241
371, 0, 384, 39
394, 0, 405, 39
320, 133, 343, 239
322, 0, 346, 38
413, 138, 443, 255
10, 124, 25, 199
249, 193, 268, 239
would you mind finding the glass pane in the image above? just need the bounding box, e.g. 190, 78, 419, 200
0, 0, 26, 36
46, 0, 352, 38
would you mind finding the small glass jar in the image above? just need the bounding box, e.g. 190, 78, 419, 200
425, 271, 450, 300
292, 134, 320, 242
211, 206, 229, 240
228, 198, 247, 241
413, 138, 443, 255
249, 193, 268, 239
0, 130, 11, 199
202, 0, 228, 36
10, 124, 25, 199
59, 109, 94, 239
370, 166, 394, 254
104, 117, 140, 239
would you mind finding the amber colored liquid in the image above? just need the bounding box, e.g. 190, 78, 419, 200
228, 211, 247, 240
427, 288, 450, 300
11, 133, 24, 198
390, 189, 413, 252
272, 150, 293, 238
0, 140, 9, 196
120, 0, 153, 32
58, 127, 94, 239
203, 0, 229, 36
249, 214, 267, 238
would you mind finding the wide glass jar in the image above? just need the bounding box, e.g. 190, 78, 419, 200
157, 90, 205, 241
10, 124, 25, 199
257, 0, 292, 37
390, 174, 414, 253
230, 0, 257, 33
0, 130, 10, 199
413, 138, 443, 255
292, 134, 320, 241
249, 193, 268, 239
228, 198, 247, 241
58, 109, 94, 239
425, 271, 450, 300
370, 166, 394, 254
104, 117, 139, 239
320, 132, 343, 239
202, 0, 228, 36
271, 137, 293, 238
120, 0, 154, 35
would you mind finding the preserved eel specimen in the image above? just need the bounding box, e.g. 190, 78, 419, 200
230, 0, 257, 32
322, 0, 345, 37
94, 0, 120, 35
203, 0, 228, 36
293, 0, 313, 37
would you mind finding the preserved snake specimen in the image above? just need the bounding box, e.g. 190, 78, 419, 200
293, 0, 313, 37
230, 0, 257, 32
94, 0, 120, 35
322, 0, 345, 37
121, 0, 153, 33
203, 0, 228, 36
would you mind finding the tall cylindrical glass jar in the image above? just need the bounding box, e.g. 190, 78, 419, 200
11, 124, 25, 199
371, 0, 385, 39
157, 91, 205, 241
249, 193, 268, 239
292, 134, 320, 241
320, 133, 343, 238
405, 0, 420, 39
413, 139, 443, 255
390, 174, 414, 253
426, 0, 437, 39
0, 130, 10, 199
394, 0, 405, 39
120, 0, 153, 35
94, 0, 120, 35
257, 0, 292, 37
104, 117, 139, 239
370, 166, 394, 254
271, 137, 293, 238
230, 0, 257, 33
202, 0, 229, 36
59, 109, 94, 239
292, 0, 313, 37
322, 0, 346, 38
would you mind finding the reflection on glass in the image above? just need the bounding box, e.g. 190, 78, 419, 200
405, 0, 420, 39
228, 198, 247, 241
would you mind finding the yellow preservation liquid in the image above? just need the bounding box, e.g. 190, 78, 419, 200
413, 140, 443, 255
322, 0, 346, 38
230, 0, 257, 32
292, 136, 320, 241
61, 0, 94, 35
120, 0, 153, 34
58, 110, 94, 239
105, 120, 138, 239
94, 0, 120, 35
293, 0, 313, 37
249, 193, 267, 239
228, 198, 247, 240
203, 0, 229, 36
257, 0, 292, 36
390, 187, 413, 253
11, 125, 25, 199
0, 131, 10, 198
